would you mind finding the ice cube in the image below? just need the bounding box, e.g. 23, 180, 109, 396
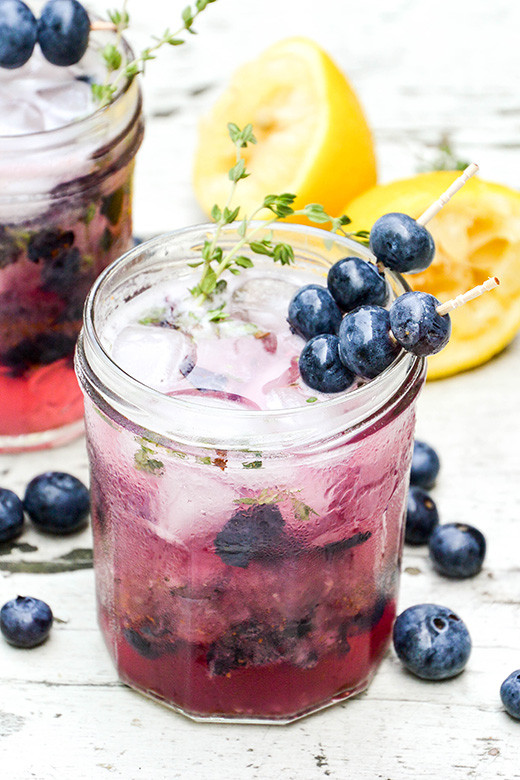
38, 81, 92, 129
0, 99, 45, 135
111, 324, 196, 393
230, 276, 300, 330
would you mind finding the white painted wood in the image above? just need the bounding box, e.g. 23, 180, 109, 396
2, 1, 520, 777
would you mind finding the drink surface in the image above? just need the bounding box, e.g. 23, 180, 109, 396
0, 47, 97, 136
104, 267, 364, 411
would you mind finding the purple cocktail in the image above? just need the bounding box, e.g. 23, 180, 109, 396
0, 24, 143, 452
76, 223, 425, 722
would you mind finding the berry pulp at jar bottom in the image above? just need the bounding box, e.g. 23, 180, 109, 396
0, 44, 143, 449
85, 263, 420, 722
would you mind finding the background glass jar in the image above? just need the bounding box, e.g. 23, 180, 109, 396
0, 36, 143, 452
75, 224, 426, 724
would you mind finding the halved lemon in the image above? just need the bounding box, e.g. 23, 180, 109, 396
344, 172, 520, 379
193, 37, 377, 220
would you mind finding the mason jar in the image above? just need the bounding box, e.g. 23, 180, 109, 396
0, 29, 143, 452
75, 224, 426, 723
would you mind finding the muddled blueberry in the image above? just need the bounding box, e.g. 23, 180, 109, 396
393, 603, 471, 680
41, 246, 81, 297
338, 305, 401, 380
287, 284, 342, 341
27, 228, 75, 263
501, 670, 520, 720
389, 291, 451, 356
24, 471, 90, 534
38, 0, 90, 67
428, 523, 486, 579
207, 619, 282, 676
369, 213, 435, 274
123, 628, 164, 660
1, 596, 53, 648
410, 439, 440, 489
0, 0, 37, 69
405, 486, 439, 545
1, 332, 76, 377
298, 333, 355, 393
327, 256, 389, 312
0, 488, 24, 543
321, 530, 372, 560
214, 503, 285, 568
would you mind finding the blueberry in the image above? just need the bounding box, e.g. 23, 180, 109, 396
338, 305, 401, 380
389, 291, 451, 356
1, 596, 53, 648
27, 229, 75, 263
0, 488, 24, 543
298, 333, 355, 393
287, 284, 343, 341
410, 439, 440, 489
1, 332, 76, 377
24, 472, 90, 534
0, 0, 37, 69
393, 603, 471, 680
428, 523, 486, 579
41, 246, 82, 297
327, 256, 389, 312
405, 486, 439, 545
38, 0, 90, 67
369, 213, 435, 274
207, 619, 282, 675
500, 670, 520, 720
214, 503, 285, 568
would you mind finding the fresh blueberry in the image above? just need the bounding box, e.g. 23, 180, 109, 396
500, 670, 520, 720
38, 0, 90, 67
0, 0, 37, 69
214, 503, 285, 568
0, 488, 24, 543
410, 439, 440, 489
405, 486, 439, 545
369, 213, 435, 274
393, 603, 471, 680
327, 256, 389, 312
389, 291, 451, 356
338, 305, 401, 380
24, 472, 90, 534
299, 333, 355, 393
1, 596, 53, 648
287, 284, 343, 341
428, 523, 486, 579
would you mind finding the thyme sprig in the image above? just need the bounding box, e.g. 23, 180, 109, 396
190, 123, 367, 302
92, 0, 218, 106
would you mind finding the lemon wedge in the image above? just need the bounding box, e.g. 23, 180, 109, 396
193, 37, 377, 220
344, 172, 520, 379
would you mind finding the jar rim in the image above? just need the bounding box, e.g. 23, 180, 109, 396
77, 222, 426, 450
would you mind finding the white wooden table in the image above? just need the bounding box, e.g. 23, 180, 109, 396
2, 1, 520, 777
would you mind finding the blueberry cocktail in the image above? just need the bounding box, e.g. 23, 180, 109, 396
76, 222, 426, 723
0, 1, 143, 450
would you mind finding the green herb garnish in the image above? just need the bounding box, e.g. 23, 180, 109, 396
92, 0, 218, 106
190, 123, 365, 303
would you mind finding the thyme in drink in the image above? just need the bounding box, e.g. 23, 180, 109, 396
190, 123, 368, 302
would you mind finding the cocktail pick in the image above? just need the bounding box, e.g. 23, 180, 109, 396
436, 277, 499, 316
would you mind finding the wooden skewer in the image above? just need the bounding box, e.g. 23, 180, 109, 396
416, 163, 479, 226
90, 20, 118, 32
436, 277, 500, 316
